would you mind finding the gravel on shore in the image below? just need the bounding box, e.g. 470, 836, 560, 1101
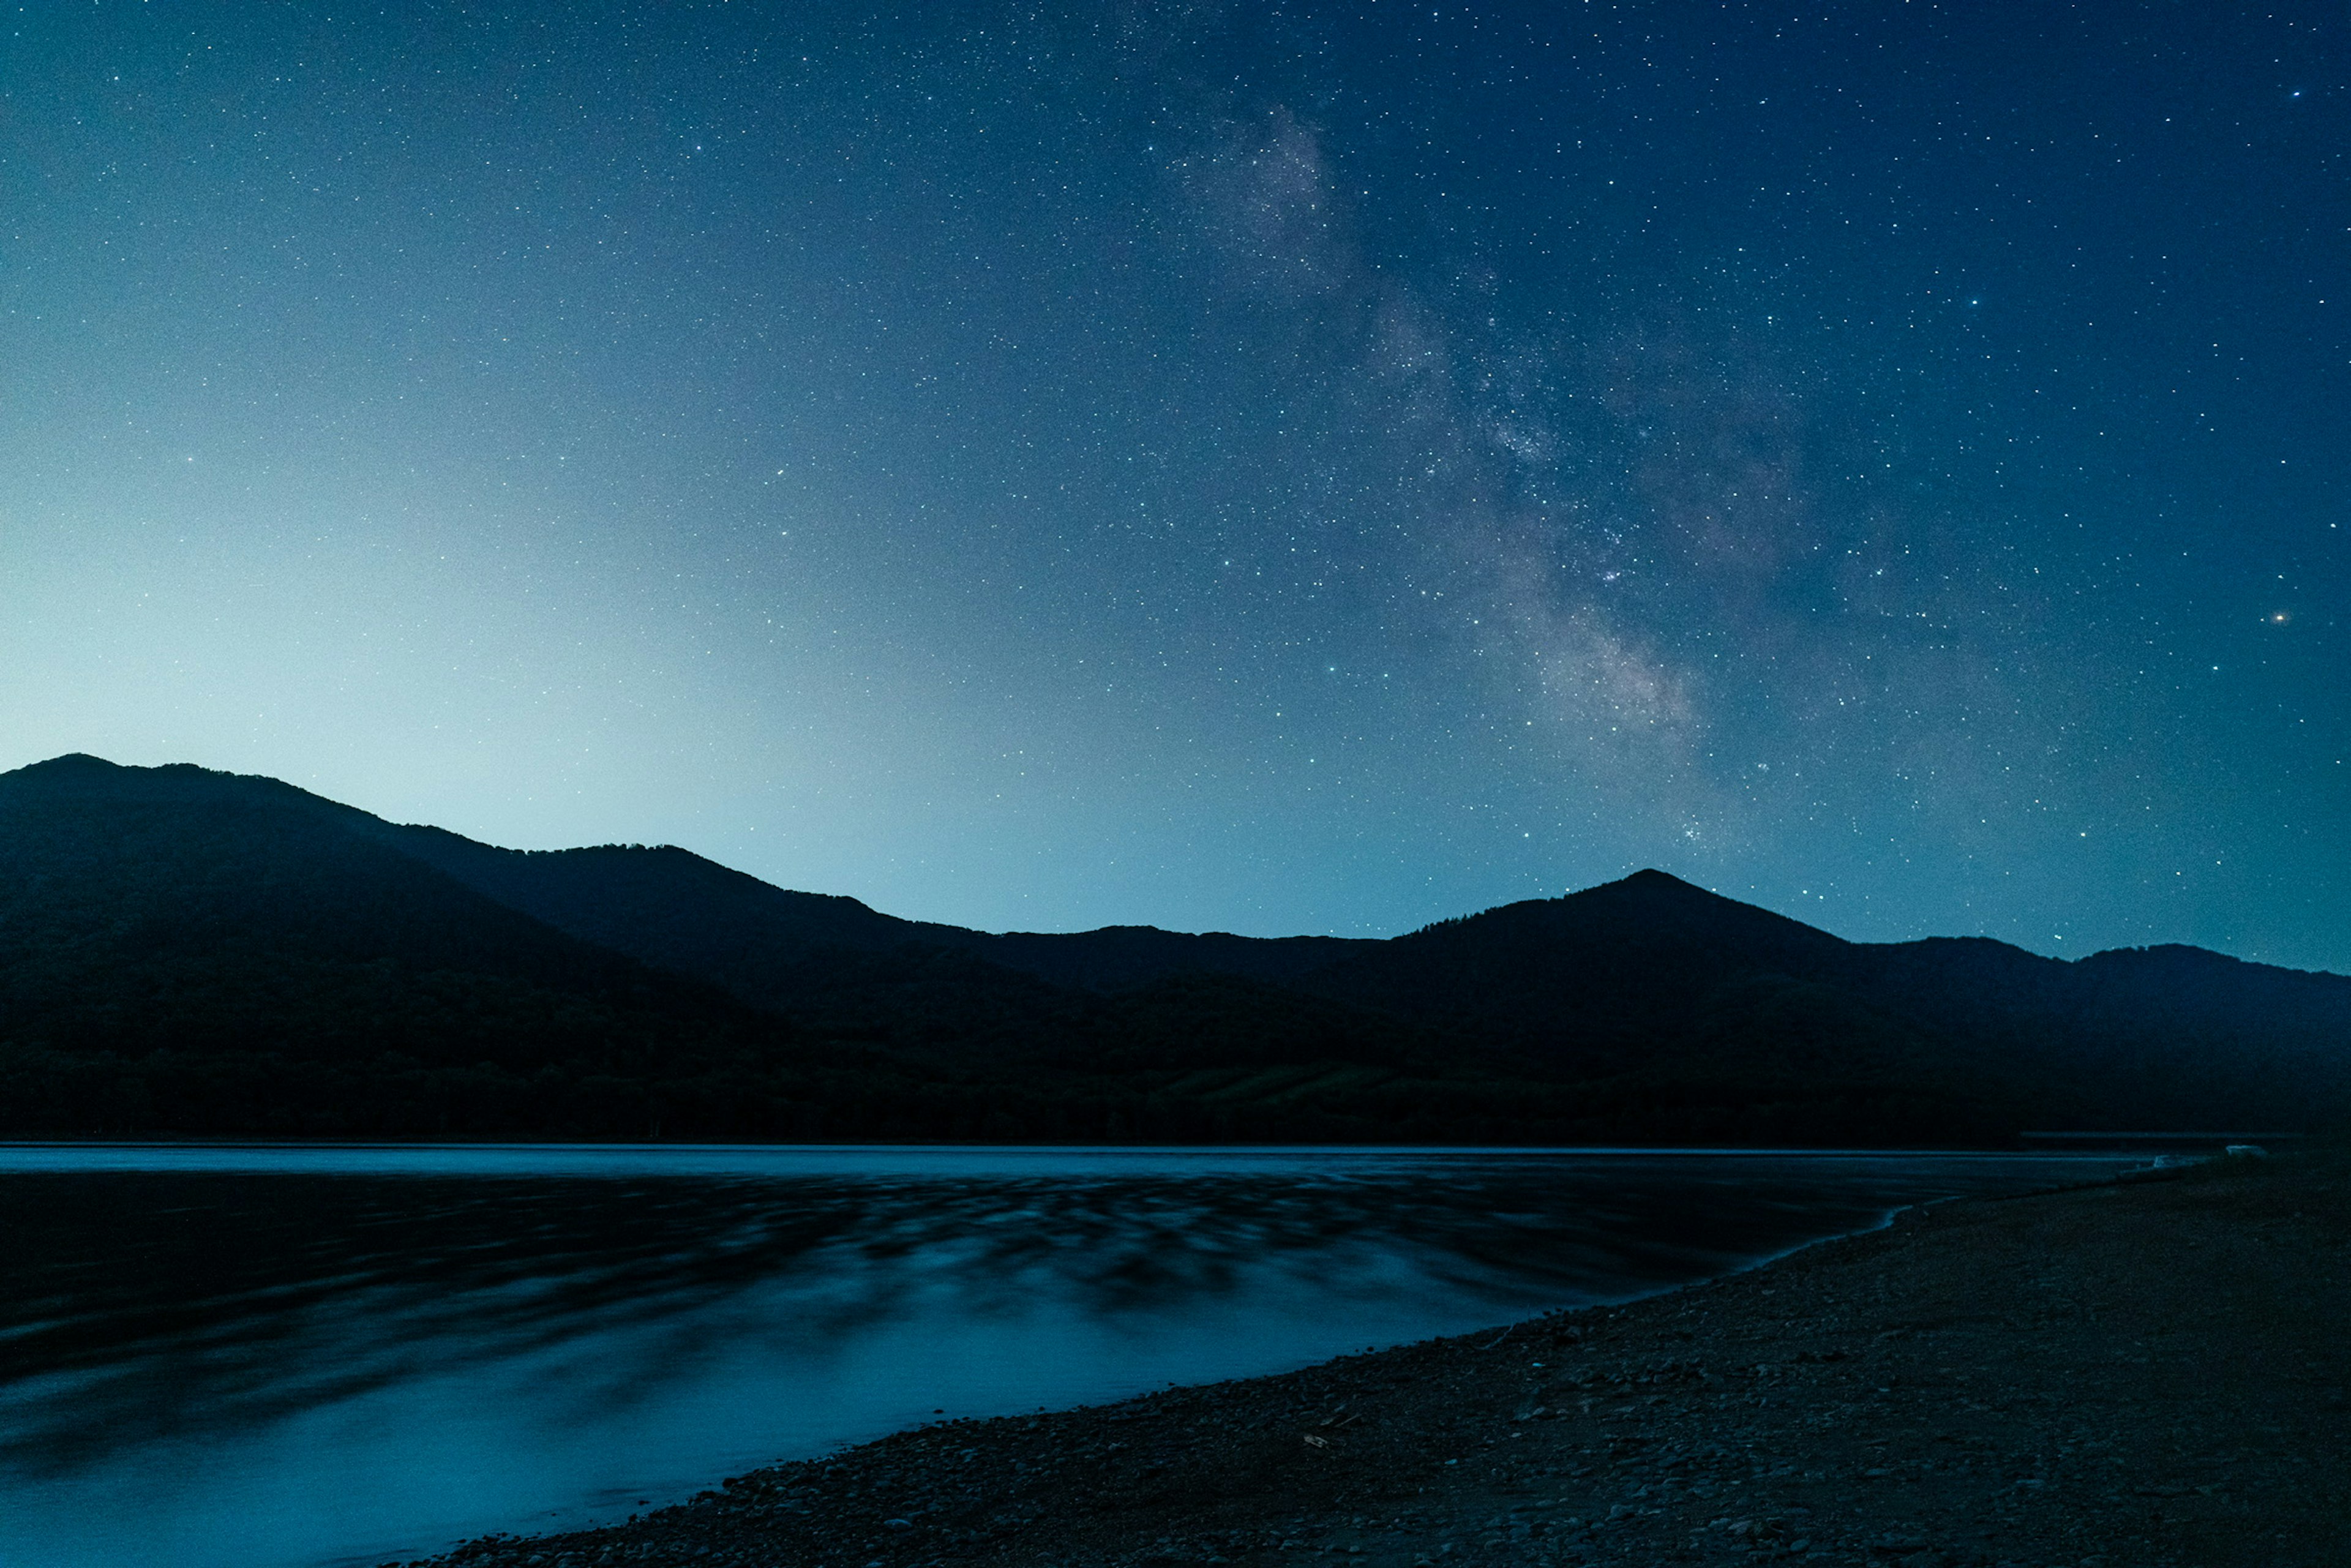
410, 1152, 2349, 1568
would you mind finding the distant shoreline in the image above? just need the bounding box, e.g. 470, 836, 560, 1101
0, 1135, 2260, 1152
0, 1138, 2174, 1187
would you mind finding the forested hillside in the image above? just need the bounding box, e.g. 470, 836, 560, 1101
2, 756, 2343, 1144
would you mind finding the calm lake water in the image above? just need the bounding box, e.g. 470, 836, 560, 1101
0, 1144, 2143, 1568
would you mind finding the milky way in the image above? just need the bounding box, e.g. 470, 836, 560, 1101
4, 3, 2344, 966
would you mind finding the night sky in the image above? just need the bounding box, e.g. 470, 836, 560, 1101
5, 3, 2345, 968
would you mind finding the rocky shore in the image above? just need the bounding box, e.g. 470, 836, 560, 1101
412, 1153, 2348, 1568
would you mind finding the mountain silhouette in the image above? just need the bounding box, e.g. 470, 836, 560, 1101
384, 825, 1361, 1001
2, 754, 2344, 1143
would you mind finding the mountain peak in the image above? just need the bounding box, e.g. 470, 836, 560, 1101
8, 752, 129, 778
1611, 868, 1705, 893
1576, 867, 1758, 915
0, 754, 325, 811
1, 753, 174, 801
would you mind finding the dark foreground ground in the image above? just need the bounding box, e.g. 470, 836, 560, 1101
415, 1153, 2349, 1568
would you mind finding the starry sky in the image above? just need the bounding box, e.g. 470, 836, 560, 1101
4, 2, 2345, 967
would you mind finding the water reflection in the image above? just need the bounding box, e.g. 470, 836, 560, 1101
0, 1146, 2137, 1568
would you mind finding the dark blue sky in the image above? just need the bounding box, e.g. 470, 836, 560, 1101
6, 2, 2345, 967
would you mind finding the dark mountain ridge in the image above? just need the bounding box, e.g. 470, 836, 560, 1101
386, 827, 1363, 1002
2, 754, 2344, 1142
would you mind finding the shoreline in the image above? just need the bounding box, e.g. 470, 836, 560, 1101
408, 1153, 2349, 1568
0, 1137, 2269, 1152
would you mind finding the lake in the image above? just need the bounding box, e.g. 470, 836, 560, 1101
0, 1144, 2145, 1568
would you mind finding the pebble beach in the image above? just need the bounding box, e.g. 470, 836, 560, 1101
414, 1152, 2349, 1568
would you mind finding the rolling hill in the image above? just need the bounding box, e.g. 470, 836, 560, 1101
1, 754, 2343, 1144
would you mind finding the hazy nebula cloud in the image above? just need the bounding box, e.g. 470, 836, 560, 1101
1177, 107, 1911, 839
1180, 112, 1710, 744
